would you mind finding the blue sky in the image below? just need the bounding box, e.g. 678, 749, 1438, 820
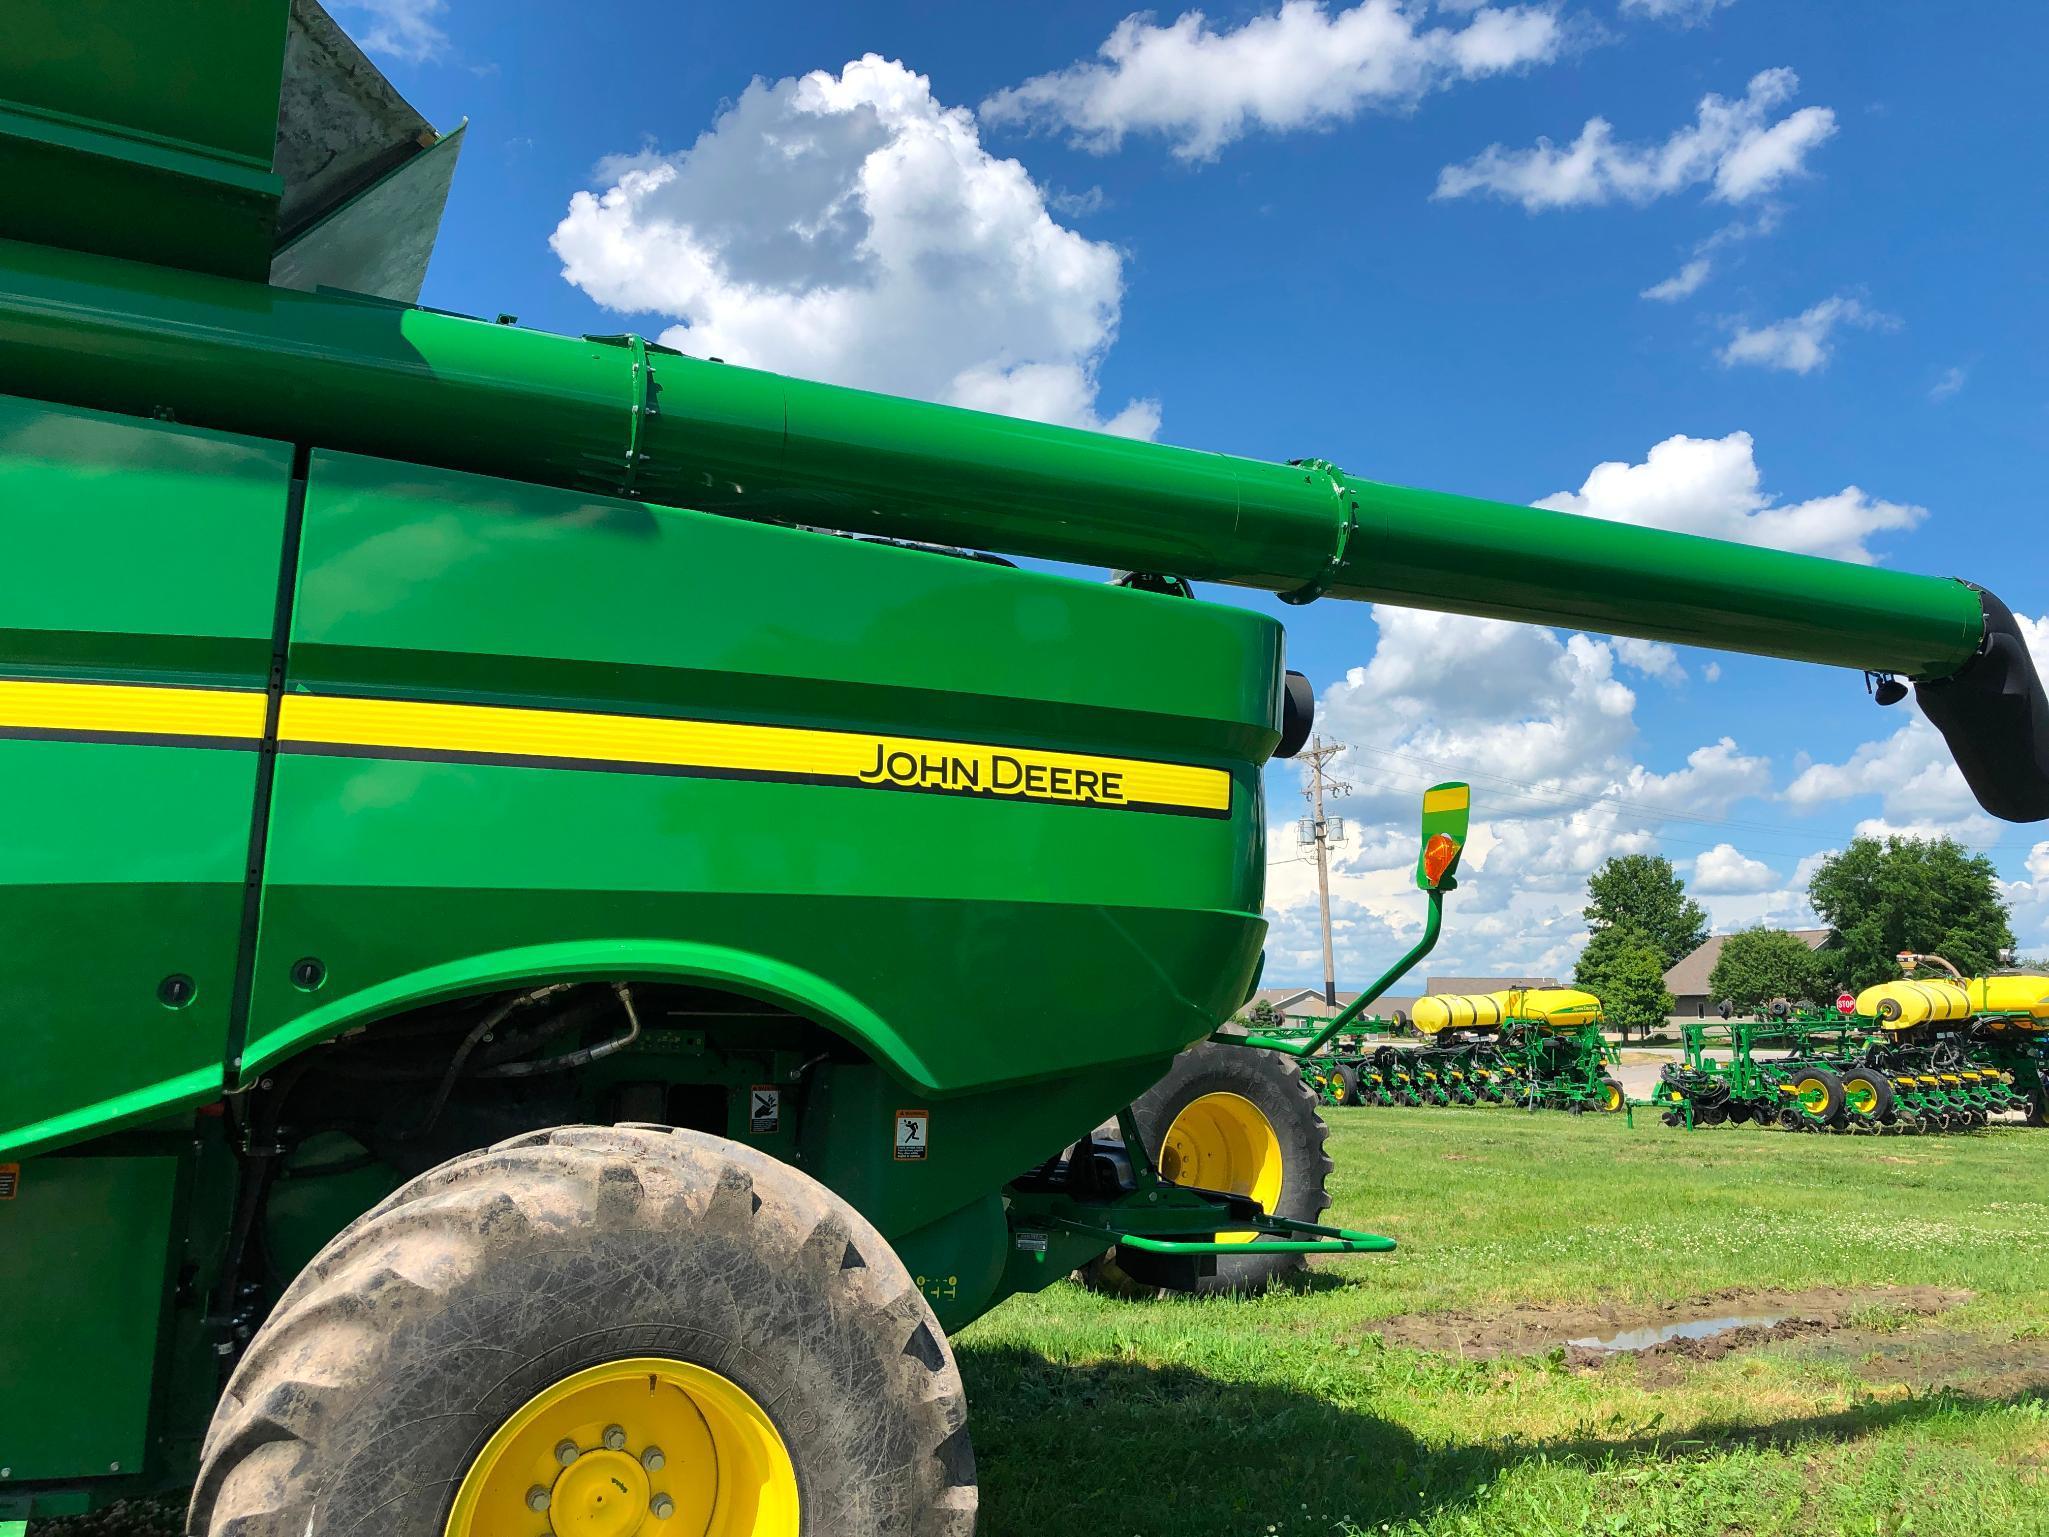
338, 0, 2049, 986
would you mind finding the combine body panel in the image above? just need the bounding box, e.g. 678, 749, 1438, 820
4, 0, 2048, 1528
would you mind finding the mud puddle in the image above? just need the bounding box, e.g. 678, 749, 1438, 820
1567, 1312, 1794, 1351
1372, 1285, 1971, 1369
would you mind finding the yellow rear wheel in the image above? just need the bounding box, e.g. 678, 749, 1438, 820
1082, 1043, 1331, 1297
445, 1358, 798, 1537
1160, 1091, 1284, 1242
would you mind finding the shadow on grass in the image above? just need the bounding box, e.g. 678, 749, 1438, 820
958, 1341, 2048, 1537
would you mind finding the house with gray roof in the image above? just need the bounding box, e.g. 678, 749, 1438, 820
1664, 928, 1841, 1017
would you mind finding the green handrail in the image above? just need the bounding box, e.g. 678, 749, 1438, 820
1233, 889, 1444, 1059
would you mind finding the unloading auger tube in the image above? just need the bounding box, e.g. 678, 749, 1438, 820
2, 233, 2043, 819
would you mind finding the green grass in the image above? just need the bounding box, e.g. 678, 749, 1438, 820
957, 1108, 2049, 1537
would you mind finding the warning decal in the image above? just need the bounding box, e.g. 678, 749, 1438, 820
749, 1087, 781, 1134
894, 1110, 929, 1161
0, 1164, 17, 1200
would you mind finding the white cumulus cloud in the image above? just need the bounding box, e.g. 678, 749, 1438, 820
552, 56, 1158, 436
1534, 431, 1925, 564
332, 0, 449, 62
1435, 67, 1835, 210
980, 1, 1563, 162
1261, 607, 1777, 977
1642, 257, 1712, 302
1621, 0, 1736, 22
1783, 714, 2006, 847
1718, 295, 1896, 375
1691, 841, 1779, 893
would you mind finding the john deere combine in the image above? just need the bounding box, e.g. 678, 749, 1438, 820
6, 5, 2049, 1534
1657, 964, 2048, 1132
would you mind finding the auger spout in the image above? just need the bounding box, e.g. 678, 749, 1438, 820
0, 232, 2042, 818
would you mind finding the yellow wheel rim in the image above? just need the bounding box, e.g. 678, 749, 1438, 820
1603, 1083, 1623, 1113
1159, 1091, 1284, 1245
1795, 1077, 1831, 1115
1329, 1075, 1348, 1103
1845, 1080, 1878, 1116
444, 1358, 799, 1537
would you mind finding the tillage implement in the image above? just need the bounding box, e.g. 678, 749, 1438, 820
6, 4, 2049, 1534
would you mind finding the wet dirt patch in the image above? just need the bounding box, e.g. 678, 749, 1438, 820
1786, 1327, 2049, 1398
1371, 1285, 1972, 1368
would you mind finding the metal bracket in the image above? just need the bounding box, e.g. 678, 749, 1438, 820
1278, 459, 1355, 606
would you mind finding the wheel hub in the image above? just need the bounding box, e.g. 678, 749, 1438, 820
444, 1358, 798, 1537
553, 1449, 651, 1537
1159, 1091, 1284, 1244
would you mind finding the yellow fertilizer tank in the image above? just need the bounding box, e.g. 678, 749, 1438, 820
1855, 978, 1972, 1028
1409, 992, 1511, 1036
1509, 988, 1604, 1029
1408, 987, 1602, 1037
1967, 975, 2049, 1025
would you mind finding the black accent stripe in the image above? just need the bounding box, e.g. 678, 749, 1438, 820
0, 726, 259, 751
278, 738, 1231, 820
225, 447, 311, 1081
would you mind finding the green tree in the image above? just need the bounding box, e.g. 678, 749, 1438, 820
1806, 835, 2014, 990
1583, 854, 1709, 972
1575, 922, 1675, 1040
1241, 998, 1285, 1029
1707, 928, 1828, 1013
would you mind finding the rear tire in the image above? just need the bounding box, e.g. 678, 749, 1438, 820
1332, 1064, 1361, 1106
1082, 1043, 1332, 1297
190, 1125, 975, 1537
1789, 1067, 1847, 1125
1841, 1067, 1894, 1124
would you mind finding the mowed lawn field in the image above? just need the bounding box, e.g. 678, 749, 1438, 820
958, 1106, 2049, 1537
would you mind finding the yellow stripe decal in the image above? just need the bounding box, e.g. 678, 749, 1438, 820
1421, 785, 1469, 813
0, 679, 265, 742
278, 693, 1231, 817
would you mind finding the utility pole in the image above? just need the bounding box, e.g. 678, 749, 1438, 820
1298, 736, 1350, 1007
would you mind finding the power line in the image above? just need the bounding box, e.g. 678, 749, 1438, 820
1300, 735, 1349, 1007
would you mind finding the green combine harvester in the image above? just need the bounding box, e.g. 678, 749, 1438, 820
1658, 965, 2049, 1132
5, 5, 2048, 1534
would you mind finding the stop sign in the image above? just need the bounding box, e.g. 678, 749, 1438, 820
1836, 992, 1855, 1016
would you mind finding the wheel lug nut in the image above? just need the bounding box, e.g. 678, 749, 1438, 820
526, 1486, 551, 1513
603, 1424, 627, 1451
650, 1495, 676, 1521
555, 1439, 581, 1465
641, 1445, 665, 1471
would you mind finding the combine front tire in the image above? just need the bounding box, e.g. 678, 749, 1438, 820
1085, 1043, 1333, 1297
190, 1126, 975, 1537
